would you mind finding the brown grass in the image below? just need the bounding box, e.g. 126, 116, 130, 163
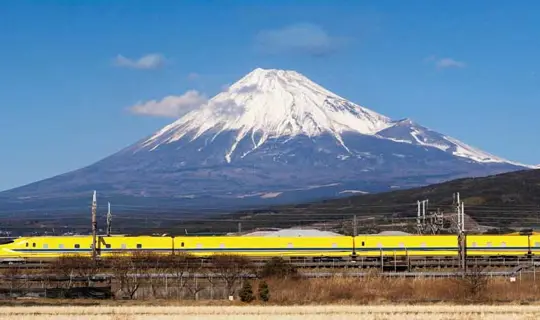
0, 305, 539, 320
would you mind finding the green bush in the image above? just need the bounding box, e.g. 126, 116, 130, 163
239, 281, 255, 303
258, 280, 270, 302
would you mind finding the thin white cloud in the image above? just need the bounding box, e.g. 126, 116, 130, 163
129, 90, 208, 118
425, 56, 466, 69
255, 23, 346, 56
436, 58, 466, 69
187, 72, 200, 81
114, 53, 166, 69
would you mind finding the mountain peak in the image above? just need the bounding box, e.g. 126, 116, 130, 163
139, 68, 393, 156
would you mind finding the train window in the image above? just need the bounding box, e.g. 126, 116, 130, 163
32, 243, 36, 248
105, 244, 111, 249
43, 244, 48, 249
74, 244, 80, 249
501, 242, 507, 247
121, 244, 127, 249
59, 244, 64, 249
25, 243, 28, 247
361, 241, 365, 247
136, 244, 142, 249
181, 242, 185, 247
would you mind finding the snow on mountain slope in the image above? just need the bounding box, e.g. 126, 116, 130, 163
136, 68, 528, 168
376, 119, 532, 167
138, 68, 393, 161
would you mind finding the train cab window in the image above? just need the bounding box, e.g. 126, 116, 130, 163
59, 244, 64, 249
121, 244, 127, 249
136, 244, 142, 249
181, 242, 185, 247
43, 244, 48, 249
105, 244, 111, 249
361, 242, 365, 247
74, 244, 80, 249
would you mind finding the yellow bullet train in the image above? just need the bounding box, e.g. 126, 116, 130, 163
0, 232, 539, 262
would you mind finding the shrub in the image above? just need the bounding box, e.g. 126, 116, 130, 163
239, 281, 255, 303
258, 280, 270, 302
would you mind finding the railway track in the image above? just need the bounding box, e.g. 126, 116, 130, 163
1, 256, 539, 270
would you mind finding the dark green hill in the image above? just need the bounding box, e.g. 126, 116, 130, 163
179, 168, 540, 234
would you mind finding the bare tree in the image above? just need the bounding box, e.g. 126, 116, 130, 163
108, 252, 145, 299
167, 253, 199, 299
49, 254, 99, 289
452, 265, 489, 301
2, 265, 26, 296
208, 254, 255, 297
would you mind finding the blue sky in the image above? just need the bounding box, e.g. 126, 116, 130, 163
1, 0, 539, 191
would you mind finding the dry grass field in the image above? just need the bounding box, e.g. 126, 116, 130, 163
0, 305, 539, 320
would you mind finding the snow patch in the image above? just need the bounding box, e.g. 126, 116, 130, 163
339, 190, 368, 194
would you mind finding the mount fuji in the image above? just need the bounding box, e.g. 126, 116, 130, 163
0, 68, 532, 213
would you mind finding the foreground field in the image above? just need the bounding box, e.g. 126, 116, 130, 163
0, 305, 539, 320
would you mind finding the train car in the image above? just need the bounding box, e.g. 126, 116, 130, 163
354, 235, 458, 257
0, 236, 94, 261
171, 235, 353, 258
465, 234, 530, 257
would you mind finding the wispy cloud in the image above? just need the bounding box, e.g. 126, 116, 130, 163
425, 56, 466, 69
129, 90, 207, 118
187, 72, 200, 81
114, 53, 167, 70
255, 23, 346, 57
436, 58, 466, 69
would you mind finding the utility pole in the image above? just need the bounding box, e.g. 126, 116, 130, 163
352, 215, 357, 259
91, 190, 97, 261
417, 200, 428, 234
422, 200, 428, 227
417, 201, 422, 234
454, 192, 467, 273
353, 215, 358, 237
106, 202, 112, 237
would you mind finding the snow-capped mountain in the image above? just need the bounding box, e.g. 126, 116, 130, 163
0, 68, 532, 213
137, 68, 523, 167
139, 68, 393, 161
